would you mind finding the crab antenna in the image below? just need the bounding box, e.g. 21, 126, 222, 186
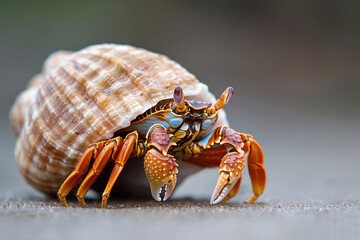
208, 87, 234, 114
173, 86, 186, 112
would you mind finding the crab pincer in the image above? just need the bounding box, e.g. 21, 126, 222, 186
144, 125, 178, 201
210, 127, 266, 204
144, 149, 178, 201
210, 151, 245, 204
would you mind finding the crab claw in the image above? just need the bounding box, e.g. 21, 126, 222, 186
144, 148, 178, 201
210, 151, 245, 204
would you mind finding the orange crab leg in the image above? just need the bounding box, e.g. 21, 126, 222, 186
246, 138, 266, 203
210, 151, 246, 204
76, 138, 123, 206
58, 141, 107, 207
101, 132, 138, 208
182, 144, 227, 167
184, 126, 266, 204
209, 128, 266, 204
183, 144, 244, 203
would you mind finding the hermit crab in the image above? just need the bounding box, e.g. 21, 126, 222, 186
10, 44, 266, 207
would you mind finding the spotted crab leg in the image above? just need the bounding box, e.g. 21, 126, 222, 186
58, 137, 123, 207
144, 124, 178, 201
210, 151, 246, 204
181, 142, 245, 204
208, 126, 266, 204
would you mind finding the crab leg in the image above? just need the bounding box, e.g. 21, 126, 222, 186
101, 132, 138, 207
210, 151, 246, 204
181, 140, 245, 204
144, 124, 178, 201
246, 138, 266, 203
58, 138, 122, 207
207, 126, 266, 204
76, 137, 123, 206
58, 147, 98, 207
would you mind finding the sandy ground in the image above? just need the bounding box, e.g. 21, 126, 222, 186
1, 194, 359, 240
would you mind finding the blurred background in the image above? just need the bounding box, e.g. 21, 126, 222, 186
0, 0, 359, 238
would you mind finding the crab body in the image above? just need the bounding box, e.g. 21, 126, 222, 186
10, 44, 266, 207
118, 100, 217, 152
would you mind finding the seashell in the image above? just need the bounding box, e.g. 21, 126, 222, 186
10, 44, 228, 195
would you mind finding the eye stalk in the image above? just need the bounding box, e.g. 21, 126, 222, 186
207, 87, 234, 114
173, 86, 186, 112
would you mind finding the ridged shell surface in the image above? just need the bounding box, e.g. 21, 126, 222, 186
10, 44, 228, 195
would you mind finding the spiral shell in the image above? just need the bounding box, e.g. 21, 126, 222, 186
10, 44, 228, 195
